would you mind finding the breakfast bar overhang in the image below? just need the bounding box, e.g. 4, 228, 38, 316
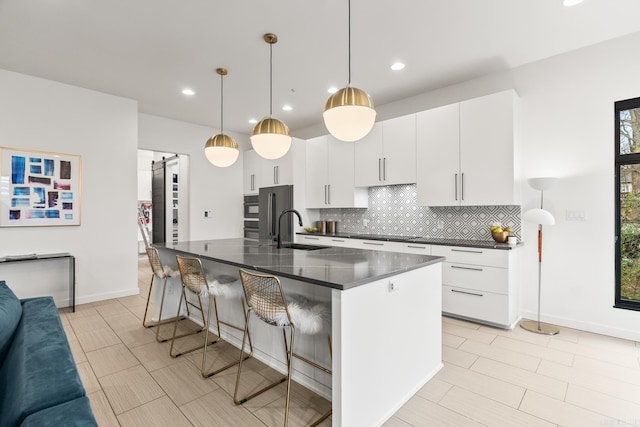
155, 238, 444, 427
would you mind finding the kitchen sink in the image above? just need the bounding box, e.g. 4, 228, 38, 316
279, 243, 331, 251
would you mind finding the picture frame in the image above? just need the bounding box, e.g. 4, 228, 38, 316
0, 147, 82, 227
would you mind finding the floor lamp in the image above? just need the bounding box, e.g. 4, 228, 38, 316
520, 177, 560, 335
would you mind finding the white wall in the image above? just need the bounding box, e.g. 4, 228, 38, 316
0, 69, 139, 303
137, 113, 245, 240
300, 30, 640, 341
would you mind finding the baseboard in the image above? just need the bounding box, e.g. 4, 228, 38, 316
521, 310, 640, 342
74, 288, 141, 306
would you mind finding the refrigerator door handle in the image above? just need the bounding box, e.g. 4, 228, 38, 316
270, 193, 277, 236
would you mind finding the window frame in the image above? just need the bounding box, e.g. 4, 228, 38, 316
615, 96, 640, 311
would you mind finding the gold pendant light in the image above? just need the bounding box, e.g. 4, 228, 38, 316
250, 33, 292, 160
204, 68, 239, 167
323, 0, 376, 142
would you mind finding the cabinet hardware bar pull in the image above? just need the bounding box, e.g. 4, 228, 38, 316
451, 265, 483, 272
451, 249, 483, 254
274, 166, 277, 184
383, 157, 387, 181
363, 242, 384, 246
324, 185, 328, 205
328, 184, 331, 205
332, 239, 345, 242
378, 158, 382, 181
304, 236, 320, 240
250, 174, 254, 191
277, 166, 279, 184
454, 173, 458, 200
407, 245, 427, 249
461, 172, 464, 201
451, 289, 483, 297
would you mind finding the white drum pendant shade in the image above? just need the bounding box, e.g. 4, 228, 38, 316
323, 85, 376, 141
204, 134, 239, 167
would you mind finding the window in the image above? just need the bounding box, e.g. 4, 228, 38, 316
615, 96, 640, 310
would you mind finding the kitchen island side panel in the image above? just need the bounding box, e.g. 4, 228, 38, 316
332, 263, 443, 427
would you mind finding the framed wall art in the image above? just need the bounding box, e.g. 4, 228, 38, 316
0, 147, 82, 226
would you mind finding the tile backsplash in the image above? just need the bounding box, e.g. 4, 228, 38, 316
318, 184, 521, 241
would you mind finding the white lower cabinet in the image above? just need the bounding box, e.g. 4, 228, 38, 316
432, 245, 518, 328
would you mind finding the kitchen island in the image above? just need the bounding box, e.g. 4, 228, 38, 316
154, 238, 443, 427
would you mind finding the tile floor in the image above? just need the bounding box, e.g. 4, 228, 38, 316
58, 257, 640, 426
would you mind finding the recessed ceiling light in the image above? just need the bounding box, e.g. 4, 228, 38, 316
328, 87, 338, 94
182, 88, 195, 96
390, 62, 405, 71
563, 0, 584, 6
282, 105, 293, 111
248, 119, 258, 124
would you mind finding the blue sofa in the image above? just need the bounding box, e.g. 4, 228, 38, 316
0, 281, 97, 427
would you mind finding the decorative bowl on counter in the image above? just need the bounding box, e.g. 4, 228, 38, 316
491, 230, 509, 243
304, 227, 318, 233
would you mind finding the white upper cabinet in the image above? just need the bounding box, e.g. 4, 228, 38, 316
416, 103, 460, 206
354, 122, 383, 186
459, 90, 517, 206
243, 149, 261, 195
416, 90, 518, 206
306, 135, 367, 209
243, 145, 294, 194
261, 152, 293, 187
355, 114, 417, 187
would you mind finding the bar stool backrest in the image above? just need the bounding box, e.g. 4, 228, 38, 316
176, 256, 208, 295
146, 247, 166, 278
239, 269, 290, 327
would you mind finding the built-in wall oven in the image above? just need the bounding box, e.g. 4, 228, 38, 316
243, 195, 259, 239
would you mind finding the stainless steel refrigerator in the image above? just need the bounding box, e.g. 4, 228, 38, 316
259, 185, 294, 243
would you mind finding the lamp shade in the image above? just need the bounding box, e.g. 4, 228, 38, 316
323, 86, 376, 142
528, 177, 559, 191
523, 208, 555, 226
204, 134, 239, 167
250, 117, 292, 160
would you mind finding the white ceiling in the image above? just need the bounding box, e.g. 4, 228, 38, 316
1, 0, 640, 136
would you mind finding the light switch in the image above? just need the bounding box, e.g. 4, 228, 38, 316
566, 210, 587, 221
204, 210, 213, 218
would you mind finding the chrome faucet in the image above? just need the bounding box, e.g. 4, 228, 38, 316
277, 209, 303, 249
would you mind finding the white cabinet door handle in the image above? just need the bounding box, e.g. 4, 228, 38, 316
304, 236, 320, 240
378, 158, 382, 181
363, 241, 384, 246
451, 289, 483, 297
451, 249, 483, 254
454, 173, 458, 201
327, 184, 331, 205
332, 239, 345, 242
461, 172, 465, 201
383, 157, 387, 181
406, 245, 427, 249
451, 265, 484, 272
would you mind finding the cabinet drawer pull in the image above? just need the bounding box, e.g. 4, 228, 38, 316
454, 173, 458, 201
383, 157, 387, 181
363, 242, 384, 246
332, 239, 345, 242
451, 249, 483, 254
451, 289, 483, 297
461, 172, 465, 201
451, 265, 484, 272
304, 236, 320, 240
378, 158, 382, 181
407, 245, 427, 249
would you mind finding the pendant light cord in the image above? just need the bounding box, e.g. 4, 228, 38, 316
269, 41, 273, 118
220, 73, 224, 134
348, 0, 351, 86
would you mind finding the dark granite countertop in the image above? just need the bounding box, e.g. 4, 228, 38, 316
297, 232, 524, 250
154, 238, 443, 291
